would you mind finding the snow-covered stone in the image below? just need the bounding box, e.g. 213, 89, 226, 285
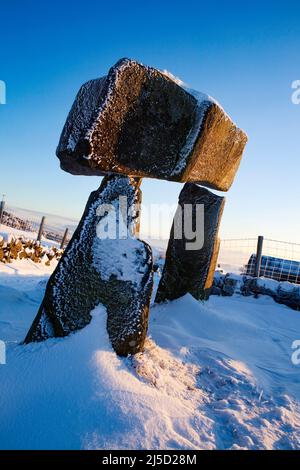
276, 282, 300, 310
212, 273, 300, 311
242, 276, 279, 297
57, 58, 247, 191
222, 273, 245, 296
155, 184, 224, 302
25, 175, 153, 356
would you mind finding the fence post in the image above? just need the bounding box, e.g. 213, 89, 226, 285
254, 235, 264, 277
37, 216, 46, 242
60, 228, 69, 249
0, 196, 5, 225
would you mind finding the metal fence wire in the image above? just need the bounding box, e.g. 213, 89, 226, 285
218, 237, 300, 285
0, 204, 76, 248
1, 209, 36, 232
1, 200, 300, 285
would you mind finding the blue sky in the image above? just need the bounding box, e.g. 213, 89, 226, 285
1, 0, 300, 241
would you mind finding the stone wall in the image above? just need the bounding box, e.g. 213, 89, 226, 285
212, 272, 300, 311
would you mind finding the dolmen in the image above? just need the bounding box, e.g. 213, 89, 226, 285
25, 58, 247, 355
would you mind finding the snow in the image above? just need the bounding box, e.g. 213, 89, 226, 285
1, 257, 300, 450
279, 281, 298, 293
160, 69, 186, 87
0, 223, 60, 249
93, 191, 148, 287
0, 224, 59, 282
93, 235, 149, 287
0, 256, 56, 280
256, 277, 279, 295
4, 206, 78, 234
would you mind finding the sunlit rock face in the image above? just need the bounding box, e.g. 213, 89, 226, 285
25, 175, 153, 356
57, 58, 247, 191
155, 183, 225, 303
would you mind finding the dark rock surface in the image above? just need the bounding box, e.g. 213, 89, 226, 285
57, 58, 247, 191
155, 183, 225, 302
210, 285, 222, 296
24, 175, 153, 356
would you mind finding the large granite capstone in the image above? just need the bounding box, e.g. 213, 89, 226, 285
57, 58, 247, 191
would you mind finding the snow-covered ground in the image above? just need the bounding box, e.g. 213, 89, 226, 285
0, 223, 62, 245
0, 224, 59, 285
0, 256, 300, 450
3, 206, 78, 235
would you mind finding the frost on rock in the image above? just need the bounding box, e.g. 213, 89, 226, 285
25, 175, 153, 356
170, 93, 211, 178
59, 77, 107, 172
30, 308, 55, 339
56, 58, 247, 191
156, 183, 225, 303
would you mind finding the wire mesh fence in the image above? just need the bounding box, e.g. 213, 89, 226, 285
256, 239, 300, 284
0, 203, 77, 248
218, 237, 300, 285
217, 238, 258, 275
1, 198, 300, 285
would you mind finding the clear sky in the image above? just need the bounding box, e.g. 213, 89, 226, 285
1, 0, 300, 241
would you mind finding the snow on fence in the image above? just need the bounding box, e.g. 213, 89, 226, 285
218, 237, 300, 285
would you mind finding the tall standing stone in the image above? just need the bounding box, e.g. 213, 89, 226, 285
155, 184, 225, 302
56, 58, 247, 191
24, 175, 153, 356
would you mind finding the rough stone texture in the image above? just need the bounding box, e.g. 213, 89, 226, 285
210, 285, 222, 296
212, 273, 300, 311
212, 273, 245, 296
155, 184, 225, 302
222, 274, 244, 296
276, 283, 300, 310
241, 276, 279, 297
57, 58, 247, 191
24, 175, 153, 356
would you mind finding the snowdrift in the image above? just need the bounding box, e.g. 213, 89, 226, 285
0, 262, 300, 449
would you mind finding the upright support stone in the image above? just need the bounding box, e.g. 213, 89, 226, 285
155, 184, 225, 302
25, 175, 153, 356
